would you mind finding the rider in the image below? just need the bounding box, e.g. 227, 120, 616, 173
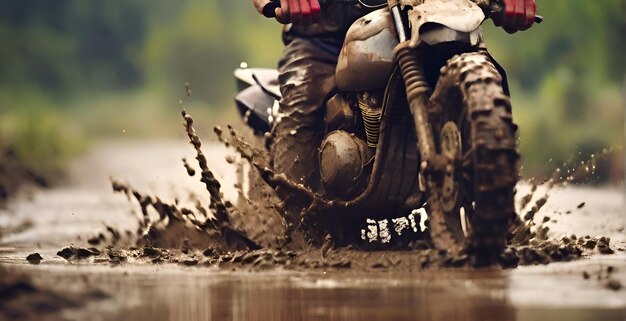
251, 0, 537, 192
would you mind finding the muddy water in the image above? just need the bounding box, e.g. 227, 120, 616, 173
0, 257, 624, 321
1, 140, 625, 321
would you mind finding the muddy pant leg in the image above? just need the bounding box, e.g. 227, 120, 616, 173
270, 38, 338, 190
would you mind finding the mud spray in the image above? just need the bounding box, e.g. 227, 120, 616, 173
53, 91, 620, 272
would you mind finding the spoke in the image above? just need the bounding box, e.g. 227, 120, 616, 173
461, 172, 472, 184
461, 148, 474, 168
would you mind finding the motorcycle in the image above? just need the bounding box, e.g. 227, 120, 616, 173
234, 0, 541, 264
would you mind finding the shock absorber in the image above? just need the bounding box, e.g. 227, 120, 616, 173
357, 92, 382, 148
396, 46, 436, 166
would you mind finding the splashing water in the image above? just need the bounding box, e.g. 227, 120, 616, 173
82, 87, 620, 270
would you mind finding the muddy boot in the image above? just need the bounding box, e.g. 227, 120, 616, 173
270, 117, 324, 243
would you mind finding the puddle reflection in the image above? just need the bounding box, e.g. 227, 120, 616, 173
99, 272, 516, 321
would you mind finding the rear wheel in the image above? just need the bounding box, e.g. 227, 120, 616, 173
430, 52, 519, 265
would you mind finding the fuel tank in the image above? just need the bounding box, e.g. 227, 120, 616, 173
335, 9, 398, 92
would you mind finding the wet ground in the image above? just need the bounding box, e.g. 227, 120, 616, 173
1, 140, 625, 321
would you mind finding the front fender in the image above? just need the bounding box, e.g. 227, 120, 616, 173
407, 0, 485, 47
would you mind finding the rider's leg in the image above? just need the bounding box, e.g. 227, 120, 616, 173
270, 38, 339, 191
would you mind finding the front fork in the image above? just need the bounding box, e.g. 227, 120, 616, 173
387, 1, 440, 171
389, 1, 460, 251
396, 43, 459, 251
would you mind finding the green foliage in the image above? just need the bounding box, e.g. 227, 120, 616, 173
0, 0, 149, 98
0, 109, 84, 180
0, 0, 282, 106
0, 0, 622, 182
482, 1, 623, 179
140, 1, 282, 104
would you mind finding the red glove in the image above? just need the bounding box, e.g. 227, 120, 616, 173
493, 0, 537, 33
275, 0, 321, 26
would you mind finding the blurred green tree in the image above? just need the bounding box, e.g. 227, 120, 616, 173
0, 0, 622, 182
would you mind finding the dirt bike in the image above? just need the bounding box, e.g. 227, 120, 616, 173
234, 0, 541, 264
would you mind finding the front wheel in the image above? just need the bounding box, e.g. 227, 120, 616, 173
430, 52, 519, 265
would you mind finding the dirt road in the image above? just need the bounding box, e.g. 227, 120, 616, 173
1, 140, 625, 321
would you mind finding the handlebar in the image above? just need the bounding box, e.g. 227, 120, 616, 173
262, 0, 361, 18
263, 0, 543, 23
262, 0, 281, 18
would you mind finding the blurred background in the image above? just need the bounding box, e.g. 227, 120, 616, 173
0, 0, 623, 197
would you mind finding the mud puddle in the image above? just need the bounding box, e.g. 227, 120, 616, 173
0, 267, 108, 321
2, 255, 625, 321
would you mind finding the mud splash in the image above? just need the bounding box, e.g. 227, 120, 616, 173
109, 110, 263, 253
58, 92, 617, 271
509, 147, 620, 247
78, 126, 620, 271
